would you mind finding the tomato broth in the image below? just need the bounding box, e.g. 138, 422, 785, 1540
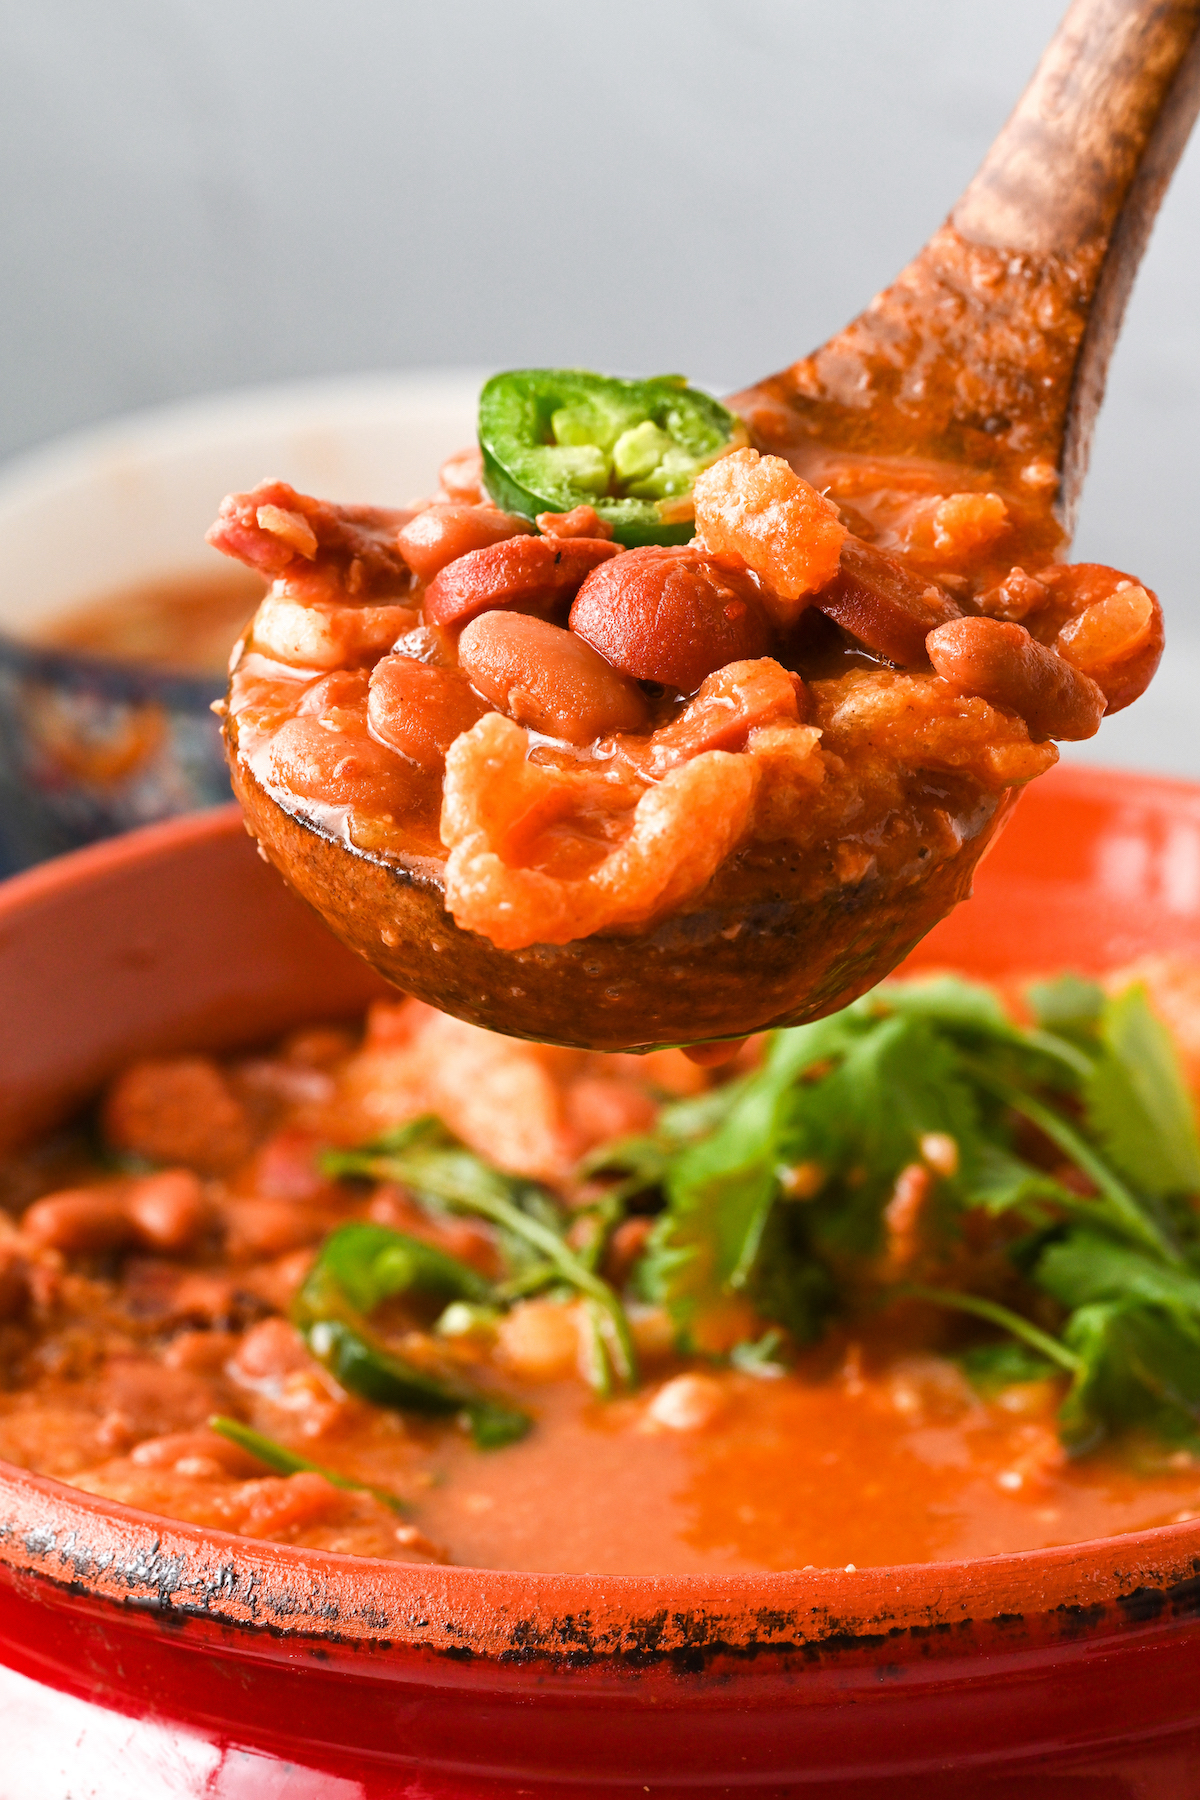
4, 964, 1200, 1575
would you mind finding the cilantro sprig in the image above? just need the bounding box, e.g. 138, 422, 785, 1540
317, 976, 1200, 1457
615, 974, 1200, 1451
323, 1115, 638, 1395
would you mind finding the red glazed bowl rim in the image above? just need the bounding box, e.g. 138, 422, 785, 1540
3, 773, 1200, 1663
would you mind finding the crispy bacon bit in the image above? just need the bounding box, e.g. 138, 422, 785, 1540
929, 492, 1009, 557
817, 670, 1057, 790
690, 446, 849, 622
976, 566, 1050, 622
693, 448, 847, 622
817, 538, 961, 666
441, 712, 760, 950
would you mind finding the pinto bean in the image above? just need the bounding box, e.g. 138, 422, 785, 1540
24, 1171, 208, 1256
265, 715, 425, 813
125, 1170, 209, 1254
926, 617, 1106, 741
817, 538, 961, 666
395, 504, 535, 583
535, 505, 614, 541
23, 1189, 135, 1254
568, 546, 773, 695
367, 656, 490, 771
457, 612, 650, 744
295, 668, 371, 715
437, 445, 484, 504
424, 536, 620, 630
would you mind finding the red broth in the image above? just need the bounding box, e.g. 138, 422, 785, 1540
3, 970, 1200, 1574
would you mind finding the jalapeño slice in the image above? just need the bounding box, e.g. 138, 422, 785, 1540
478, 369, 746, 547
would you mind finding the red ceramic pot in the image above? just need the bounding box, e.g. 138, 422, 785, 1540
3, 767, 1200, 1799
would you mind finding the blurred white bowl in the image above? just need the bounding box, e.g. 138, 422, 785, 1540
0, 372, 480, 870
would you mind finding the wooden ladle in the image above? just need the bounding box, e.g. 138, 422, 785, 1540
230, 0, 1200, 1052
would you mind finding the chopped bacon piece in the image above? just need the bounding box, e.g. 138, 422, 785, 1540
817, 538, 961, 666
208, 479, 412, 599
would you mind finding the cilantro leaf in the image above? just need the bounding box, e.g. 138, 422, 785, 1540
1034, 1231, 1200, 1315
959, 1342, 1058, 1394
1083, 985, 1200, 1200
1059, 1301, 1200, 1448
1026, 972, 1106, 1037
800, 1013, 981, 1255
638, 1012, 864, 1342
962, 1141, 1075, 1217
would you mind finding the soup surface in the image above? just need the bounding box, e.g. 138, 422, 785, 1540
3, 959, 1200, 1574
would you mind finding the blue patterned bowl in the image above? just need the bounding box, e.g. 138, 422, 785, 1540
0, 374, 480, 872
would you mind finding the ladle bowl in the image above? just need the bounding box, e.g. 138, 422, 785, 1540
230, 740, 1017, 1050
228, 0, 1200, 1050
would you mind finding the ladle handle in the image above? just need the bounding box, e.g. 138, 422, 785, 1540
954, 0, 1200, 524
954, 0, 1200, 258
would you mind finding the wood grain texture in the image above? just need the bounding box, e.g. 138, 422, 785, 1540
737, 0, 1200, 531
955, 0, 1200, 518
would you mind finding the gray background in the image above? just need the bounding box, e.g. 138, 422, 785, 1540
1, 0, 1196, 772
